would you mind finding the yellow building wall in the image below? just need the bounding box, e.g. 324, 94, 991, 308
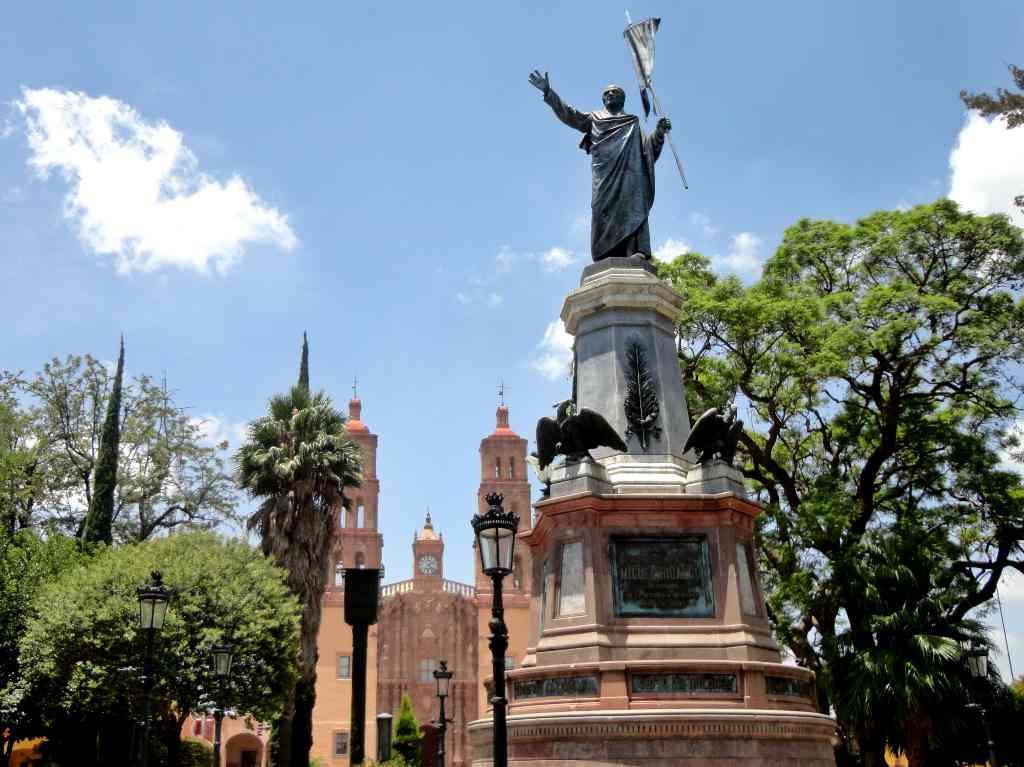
311, 598, 379, 766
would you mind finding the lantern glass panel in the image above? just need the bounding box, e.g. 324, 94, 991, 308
138, 598, 155, 630
497, 527, 515, 571
213, 648, 233, 677
434, 668, 451, 698
477, 527, 499, 572
968, 651, 988, 679
151, 598, 169, 630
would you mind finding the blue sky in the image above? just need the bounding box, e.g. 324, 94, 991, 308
2, 1, 1024, 676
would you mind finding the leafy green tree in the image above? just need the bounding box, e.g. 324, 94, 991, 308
8, 531, 301, 767
4, 354, 237, 540
0, 379, 45, 535
82, 337, 124, 545
962, 64, 1024, 211
659, 200, 1024, 765
391, 694, 422, 766
235, 357, 362, 767
0, 530, 84, 767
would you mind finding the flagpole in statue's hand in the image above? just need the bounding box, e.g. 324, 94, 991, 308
624, 16, 689, 190
647, 84, 688, 189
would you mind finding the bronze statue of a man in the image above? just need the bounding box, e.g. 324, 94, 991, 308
529, 70, 671, 262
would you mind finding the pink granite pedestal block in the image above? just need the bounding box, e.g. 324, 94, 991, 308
469, 493, 836, 766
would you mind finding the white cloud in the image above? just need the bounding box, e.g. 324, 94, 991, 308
540, 246, 579, 272
689, 211, 718, 237
495, 246, 514, 273
528, 320, 574, 381
653, 237, 691, 263
191, 414, 249, 449
16, 87, 298, 275
949, 113, 1024, 222
716, 232, 764, 277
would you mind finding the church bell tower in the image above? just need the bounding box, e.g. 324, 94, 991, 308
474, 392, 533, 716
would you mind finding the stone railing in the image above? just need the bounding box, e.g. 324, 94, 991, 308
378, 578, 475, 599
443, 579, 475, 597
379, 579, 414, 597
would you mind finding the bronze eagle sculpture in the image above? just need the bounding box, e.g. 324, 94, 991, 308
534, 400, 627, 470
682, 403, 743, 465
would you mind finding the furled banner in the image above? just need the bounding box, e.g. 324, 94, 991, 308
624, 17, 660, 118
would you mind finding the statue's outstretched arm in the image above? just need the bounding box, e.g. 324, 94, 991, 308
529, 70, 590, 133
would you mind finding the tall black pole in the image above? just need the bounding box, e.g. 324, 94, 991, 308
139, 631, 154, 767
435, 694, 448, 767
212, 708, 223, 767
981, 707, 998, 767
489, 573, 509, 767
344, 568, 380, 767
350, 622, 369, 764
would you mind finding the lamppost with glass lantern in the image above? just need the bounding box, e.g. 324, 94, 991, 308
136, 571, 170, 767
965, 640, 998, 767
210, 643, 233, 767
432, 660, 454, 767
471, 492, 518, 767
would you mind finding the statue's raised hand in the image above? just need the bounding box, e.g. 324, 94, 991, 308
656, 117, 672, 136
529, 70, 550, 94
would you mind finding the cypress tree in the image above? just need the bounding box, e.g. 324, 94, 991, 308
392, 693, 422, 765
82, 336, 124, 545
298, 331, 309, 392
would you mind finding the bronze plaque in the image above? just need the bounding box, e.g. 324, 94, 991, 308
513, 675, 599, 700
765, 675, 811, 698
610, 536, 714, 617
631, 672, 738, 695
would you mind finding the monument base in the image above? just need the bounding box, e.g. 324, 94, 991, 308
469, 708, 836, 766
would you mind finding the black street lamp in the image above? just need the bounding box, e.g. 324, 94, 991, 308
432, 660, 454, 767
471, 493, 518, 767
210, 643, 233, 767
136, 571, 170, 767
965, 640, 998, 767
343, 567, 381, 765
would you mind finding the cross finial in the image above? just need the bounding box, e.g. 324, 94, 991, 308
498, 380, 505, 406
352, 376, 358, 399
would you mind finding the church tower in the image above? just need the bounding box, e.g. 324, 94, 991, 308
312, 391, 383, 767
474, 395, 533, 717
337, 393, 383, 570
413, 512, 445, 587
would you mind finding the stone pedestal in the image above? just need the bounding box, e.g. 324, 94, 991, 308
469, 261, 835, 766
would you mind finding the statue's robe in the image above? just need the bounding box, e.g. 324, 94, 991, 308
543, 89, 665, 261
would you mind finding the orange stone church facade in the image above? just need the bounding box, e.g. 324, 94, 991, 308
187, 397, 536, 765
189, 396, 533, 767
307, 396, 533, 767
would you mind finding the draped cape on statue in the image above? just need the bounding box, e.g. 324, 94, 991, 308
543, 89, 663, 260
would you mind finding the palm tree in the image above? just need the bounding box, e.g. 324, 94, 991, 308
830, 531, 990, 767
236, 381, 361, 767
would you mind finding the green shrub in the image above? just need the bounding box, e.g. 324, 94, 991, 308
391, 693, 422, 766
179, 738, 214, 767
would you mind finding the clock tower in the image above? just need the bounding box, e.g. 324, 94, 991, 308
413, 511, 444, 586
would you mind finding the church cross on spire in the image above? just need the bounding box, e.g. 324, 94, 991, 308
352, 375, 359, 399
498, 380, 505, 406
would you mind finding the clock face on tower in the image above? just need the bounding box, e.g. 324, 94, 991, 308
418, 555, 438, 575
